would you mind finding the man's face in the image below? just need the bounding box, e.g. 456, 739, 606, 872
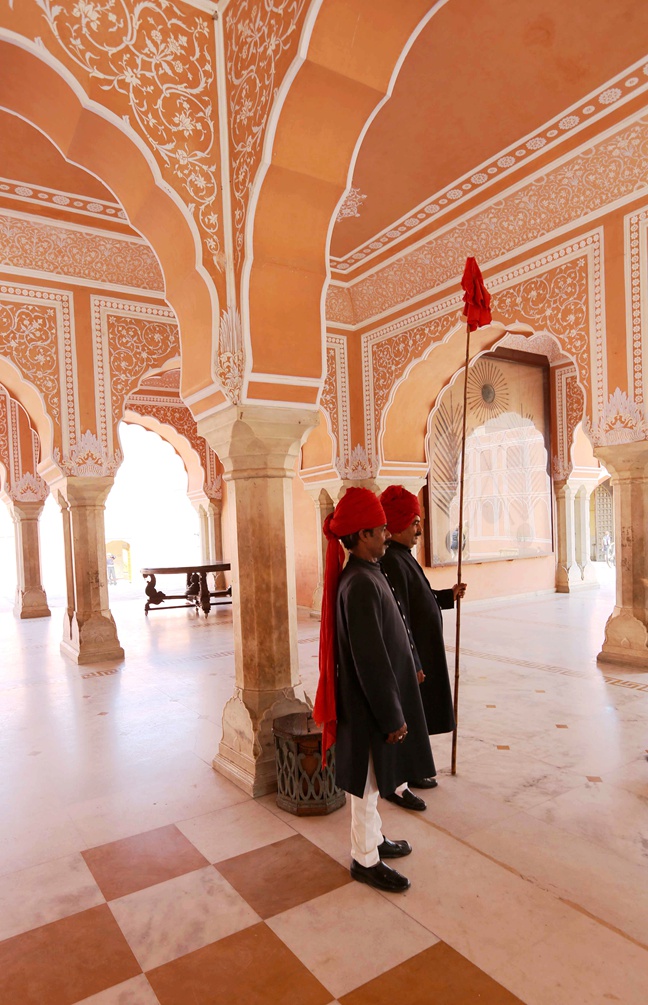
362, 524, 391, 561
396, 516, 422, 550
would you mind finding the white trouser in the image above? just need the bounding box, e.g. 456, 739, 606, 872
350, 755, 383, 867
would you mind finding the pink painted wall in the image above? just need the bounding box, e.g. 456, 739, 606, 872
423, 553, 556, 602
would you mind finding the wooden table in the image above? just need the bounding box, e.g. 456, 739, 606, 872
141, 563, 232, 616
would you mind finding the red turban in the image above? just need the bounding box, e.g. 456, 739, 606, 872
313, 488, 386, 763
379, 485, 421, 534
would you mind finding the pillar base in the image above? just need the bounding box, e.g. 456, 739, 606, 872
310, 582, 323, 619
555, 563, 580, 593
14, 586, 50, 619
213, 688, 311, 797
60, 611, 124, 665
597, 609, 648, 671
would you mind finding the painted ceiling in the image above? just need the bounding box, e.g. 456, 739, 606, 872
330, 0, 648, 263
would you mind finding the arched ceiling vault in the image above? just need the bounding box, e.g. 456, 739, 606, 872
330, 0, 648, 273
0, 38, 222, 408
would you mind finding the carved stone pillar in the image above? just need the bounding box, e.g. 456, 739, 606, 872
574, 486, 598, 586
10, 500, 50, 619
198, 404, 318, 796
56, 476, 124, 665
207, 498, 226, 589
196, 503, 210, 563
595, 442, 648, 670
307, 487, 336, 618
554, 481, 579, 592
57, 491, 76, 632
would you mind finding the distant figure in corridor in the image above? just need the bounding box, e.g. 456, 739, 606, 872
602, 530, 612, 565
380, 485, 466, 812
106, 553, 117, 585
314, 487, 434, 893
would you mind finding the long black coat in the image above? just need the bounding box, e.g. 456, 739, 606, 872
334, 555, 434, 798
380, 541, 456, 735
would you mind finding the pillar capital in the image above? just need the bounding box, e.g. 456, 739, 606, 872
198, 404, 318, 480
8, 498, 46, 521
594, 440, 648, 476
53, 475, 115, 508
303, 481, 342, 505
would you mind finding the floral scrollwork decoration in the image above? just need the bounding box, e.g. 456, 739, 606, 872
35, 0, 222, 267
226, 0, 308, 269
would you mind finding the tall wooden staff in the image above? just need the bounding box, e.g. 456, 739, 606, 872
451, 257, 492, 775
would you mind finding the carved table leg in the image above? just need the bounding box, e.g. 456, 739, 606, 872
199, 570, 211, 616
144, 573, 166, 615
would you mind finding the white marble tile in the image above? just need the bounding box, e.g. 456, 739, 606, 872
466, 810, 648, 946
0, 804, 87, 876
443, 748, 584, 810
109, 864, 260, 970
494, 912, 648, 1005
371, 811, 580, 971
527, 780, 648, 868
75, 975, 160, 1004
267, 881, 438, 998
177, 798, 296, 862
0, 852, 104, 941
67, 752, 249, 846
383, 773, 519, 840
605, 753, 648, 799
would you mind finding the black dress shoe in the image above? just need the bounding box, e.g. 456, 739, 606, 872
409, 777, 438, 789
377, 837, 412, 859
350, 859, 410, 892
385, 788, 427, 811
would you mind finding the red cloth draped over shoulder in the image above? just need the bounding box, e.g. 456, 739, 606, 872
313, 487, 386, 764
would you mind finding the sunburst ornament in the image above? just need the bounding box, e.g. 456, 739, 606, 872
466, 360, 510, 424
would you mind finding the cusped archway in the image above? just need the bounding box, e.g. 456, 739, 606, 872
0, 36, 222, 408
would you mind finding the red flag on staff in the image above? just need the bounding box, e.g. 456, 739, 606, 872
461, 256, 492, 331
451, 256, 492, 777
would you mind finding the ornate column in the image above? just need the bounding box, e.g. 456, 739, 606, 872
198, 404, 318, 796
56, 476, 124, 665
595, 442, 648, 670
554, 480, 579, 592
10, 500, 51, 619
306, 486, 336, 618
197, 504, 210, 563
207, 498, 227, 589
573, 486, 598, 586
57, 491, 76, 633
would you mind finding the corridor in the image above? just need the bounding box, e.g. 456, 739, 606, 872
1, 567, 647, 1004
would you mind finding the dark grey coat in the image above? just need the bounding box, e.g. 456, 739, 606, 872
380, 540, 456, 735
334, 554, 434, 798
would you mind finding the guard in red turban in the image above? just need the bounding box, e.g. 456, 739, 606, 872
314, 486, 434, 893
379, 484, 466, 812
380, 484, 421, 535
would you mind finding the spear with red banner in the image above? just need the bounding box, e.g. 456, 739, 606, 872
451, 257, 492, 775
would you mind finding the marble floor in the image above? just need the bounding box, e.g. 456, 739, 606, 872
1, 565, 647, 1004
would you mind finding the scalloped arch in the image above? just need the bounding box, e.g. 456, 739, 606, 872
380, 323, 589, 469
242, 0, 442, 400
0, 33, 222, 408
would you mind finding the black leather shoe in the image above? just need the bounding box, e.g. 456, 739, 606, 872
378, 837, 412, 859
409, 777, 438, 789
385, 788, 427, 811
350, 859, 410, 892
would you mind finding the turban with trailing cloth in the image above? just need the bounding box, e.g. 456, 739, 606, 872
379, 484, 421, 534
313, 488, 387, 761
